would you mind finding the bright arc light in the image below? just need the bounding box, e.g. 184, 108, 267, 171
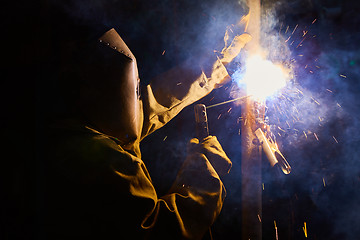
242, 55, 288, 100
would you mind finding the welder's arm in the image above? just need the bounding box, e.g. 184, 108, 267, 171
143, 135, 231, 239
86, 134, 231, 239
140, 54, 227, 138
141, 33, 251, 139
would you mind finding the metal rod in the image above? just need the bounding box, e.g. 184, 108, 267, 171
241, 99, 263, 240
242, 1, 262, 240
206, 95, 251, 109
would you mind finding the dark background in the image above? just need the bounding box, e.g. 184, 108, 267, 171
3, 0, 360, 239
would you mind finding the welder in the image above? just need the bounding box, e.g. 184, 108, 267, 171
44, 10, 251, 240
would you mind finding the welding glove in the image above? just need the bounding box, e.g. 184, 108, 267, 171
220, 33, 252, 65
186, 136, 232, 176
160, 136, 231, 239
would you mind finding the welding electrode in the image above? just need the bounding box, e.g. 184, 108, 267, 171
254, 128, 291, 174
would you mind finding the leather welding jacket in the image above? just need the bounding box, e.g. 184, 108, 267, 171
45, 48, 230, 240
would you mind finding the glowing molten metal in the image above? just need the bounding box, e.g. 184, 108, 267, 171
242, 55, 288, 100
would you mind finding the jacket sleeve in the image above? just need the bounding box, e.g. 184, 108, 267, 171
92, 136, 225, 239
149, 152, 226, 239
47, 130, 224, 240
140, 54, 229, 139
108, 149, 225, 239
111, 148, 225, 240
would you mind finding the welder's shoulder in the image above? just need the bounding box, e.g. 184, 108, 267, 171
48, 122, 142, 182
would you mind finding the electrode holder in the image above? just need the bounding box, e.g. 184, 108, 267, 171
254, 128, 291, 174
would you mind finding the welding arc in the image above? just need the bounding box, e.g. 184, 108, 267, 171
206, 95, 251, 109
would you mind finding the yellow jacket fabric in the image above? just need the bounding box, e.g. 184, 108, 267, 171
45, 55, 229, 239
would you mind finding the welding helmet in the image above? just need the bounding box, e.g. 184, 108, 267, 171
78, 28, 141, 146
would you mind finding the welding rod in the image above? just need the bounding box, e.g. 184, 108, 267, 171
206, 95, 251, 109
254, 128, 291, 174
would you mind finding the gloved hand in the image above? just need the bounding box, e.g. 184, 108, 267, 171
187, 136, 232, 176
163, 136, 230, 239
220, 33, 252, 65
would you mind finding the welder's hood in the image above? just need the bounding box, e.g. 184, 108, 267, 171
80, 28, 141, 146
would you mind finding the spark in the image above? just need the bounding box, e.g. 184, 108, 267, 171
326, 89, 333, 93
278, 22, 283, 34
274, 220, 279, 240
311, 97, 320, 105
303, 222, 308, 238
162, 50, 166, 55
332, 136, 339, 143
238, 55, 289, 101
285, 35, 291, 43
312, 18, 317, 24
314, 133, 319, 141
303, 131, 307, 139
163, 136, 168, 141
278, 126, 286, 132
176, 82, 182, 86
291, 24, 298, 35
322, 177, 326, 187
262, 183, 265, 190
257, 214, 262, 223
339, 74, 347, 78
336, 103, 342, 108
296, 37, 306, 48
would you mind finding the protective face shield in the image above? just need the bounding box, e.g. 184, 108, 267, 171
79, 28, 141, 146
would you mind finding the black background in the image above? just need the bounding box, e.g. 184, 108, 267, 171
3, 0, 360, 239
